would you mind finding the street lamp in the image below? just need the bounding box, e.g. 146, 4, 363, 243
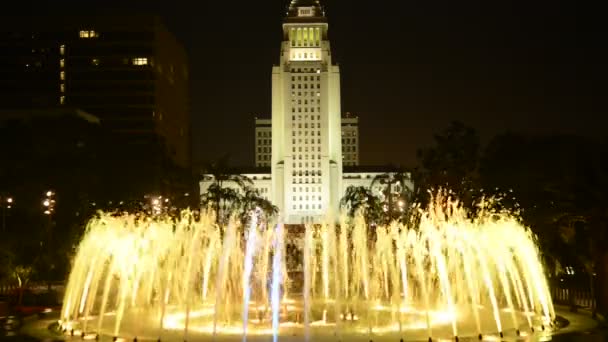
1, 195, 14, 232
43, 190, 55, 215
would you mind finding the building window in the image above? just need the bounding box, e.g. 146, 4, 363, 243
91, 58, 100, 66
59, 59, 65, 68
132, 57, 149, 66
60, 71, 65, 81
59, 95, 65, 105
79, 30, 99, 38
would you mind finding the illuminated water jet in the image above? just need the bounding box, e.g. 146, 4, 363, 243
60, 195, 555, 341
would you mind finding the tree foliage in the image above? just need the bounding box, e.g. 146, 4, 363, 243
371, 170, 413, 223
200, 157, 277, 225
480, 133, 608, 314
340, 186, 382, 225
416, 121, 481, 209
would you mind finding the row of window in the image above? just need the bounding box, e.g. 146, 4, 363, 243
257, 155, 270, 161
293, 195, 322, 201
293, 162, 322, 169
293, 99, 321, 105
293, 178, 322, 185
291, 68, 320, 73
291, 122, 321, 129
293, 107, 320, 113
292, 91, 321, 98
292, 138, 321, 144
257, 147, 270, 153
293, 204, 323, 210
293, 123, 321, 129
292, 170, 322, 176
257, 131, 271, 137
79, 30, 99, 38
342, 146, 357, 152
292, 131, 321, 137
293, 114, 321, 121
290, 51, 321, 61
293, 153, 321, 160
293, 146, 321, 153
291, 99, 321, 105
292, 76, 320, 82
343, 138, 357, 144
292, 83, 320, 89
291, 138, 321, 145
257, 139, 271, 145
293, 186, 322, 193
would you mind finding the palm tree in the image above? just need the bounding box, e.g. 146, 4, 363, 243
371, 170, 413, 224
239, 186, 278, 224
200, 156, 252, 224
201, 183, 242, 223
340, 186, 382, 225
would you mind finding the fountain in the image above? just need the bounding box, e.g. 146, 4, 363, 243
59, 195, 556, 341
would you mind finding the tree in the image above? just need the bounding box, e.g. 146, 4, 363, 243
200, 156, 253, 224
239, 186, 278, 224
480, 133, 608, 316
340, 185, 382, 225
416, 121, 481, 209
371, 170, 413, 224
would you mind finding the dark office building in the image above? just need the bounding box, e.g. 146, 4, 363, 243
0, 15, 191, 198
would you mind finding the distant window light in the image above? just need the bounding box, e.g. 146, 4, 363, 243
59, 59, 65, 68
79, 30, 99, 38
132, 57, 149, 66
60, 84, 65, 93
59, 95, 65, 105
59, 45, 65, 55
91, 58, 100, 66
60, 71, 65, 80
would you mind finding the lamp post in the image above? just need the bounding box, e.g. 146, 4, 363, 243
42, 190, 56, 290
1, 195, 13, 232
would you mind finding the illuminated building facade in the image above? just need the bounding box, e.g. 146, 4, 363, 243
272, 0, 342, 224
341, 113, 359, 166
256, 114, 359, 169
255, 118, 272, 168
201, 0, 412, 224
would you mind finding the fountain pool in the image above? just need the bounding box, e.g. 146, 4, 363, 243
59, 196, 556, 341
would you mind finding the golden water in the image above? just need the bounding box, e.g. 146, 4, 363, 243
60, 196, 554, 341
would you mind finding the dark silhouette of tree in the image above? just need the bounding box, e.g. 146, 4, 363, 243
371, 170, 413, 224
240, 186, 278, 224
200, 156, 253, 224
201, 157, 278, 225
416, 121, 481, 209
480, 133, 608, 316
340, 185, 382, 225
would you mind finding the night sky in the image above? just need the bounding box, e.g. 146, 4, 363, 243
15, 1, 604, 168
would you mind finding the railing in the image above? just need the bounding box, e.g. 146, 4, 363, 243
0, 283, 19, 296
551, 286, 596, 310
